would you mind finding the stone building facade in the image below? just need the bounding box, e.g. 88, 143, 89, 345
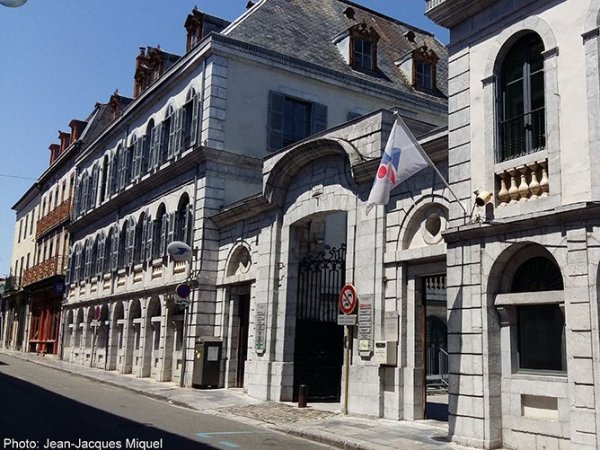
426, 0, 600, 449
60, 0, 449, 395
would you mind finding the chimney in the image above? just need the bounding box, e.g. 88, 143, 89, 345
58, 131, 71, 153
184, 7, 230, 53
69, 119, 87, 142
49, 144, 60, 165
110, 90, 122, 120
134, 47, 147, 98
185, 7, 204, 52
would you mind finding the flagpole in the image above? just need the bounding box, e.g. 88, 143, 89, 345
394, 112, 470, 218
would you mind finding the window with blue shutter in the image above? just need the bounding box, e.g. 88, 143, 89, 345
72, 180, 80, 219
146, 215, 154, 262
73, 245, 82, 283
112, 147, 120, 195
84, 239, 93, 279
97, 233, 105, 276
125, 217, 135, 267
90, 165, 99, 210
175, 109, 185, 157
190, 93, 200, 147
132, 137, 142, 181
161, 113, 172, 164
141, 133, 150, 175
100, 155, 109, 203
137, 214, 147, 264
267, 91, 284, 151
310, 102, 328, 134
160, 213, 169, 257
268, 91, 328, 151
110, 225, 120, 271
80, 174, 89, 213
167, 109, 178, 160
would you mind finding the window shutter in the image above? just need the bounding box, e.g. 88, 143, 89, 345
110, 226, 119, 271
177, 108, 186, 155
185, 205, 193, 245
146, 216, 154, 262
161, 120, 170, 164
84, 241, 91, 279
97, 234, 105, 275
141, 134, 149, 175
190, 95, 200, 147
168, 112, 178, 160
311, 102, 328, 134
105, 158, 113, 198
126, 218, 135, 267
66, 246, 74, 283
268, 91, 284, 151
132, 139, 142, 180
80, 176, 89, 213
73, 246, 81, 283
72, 180, 80, 219
167, 212, 176, 255
90, 166, 99, 210
124, 147, 133, 188
160, 214, 169, 256
115, 152, 122, 193
139, 217, 147, 264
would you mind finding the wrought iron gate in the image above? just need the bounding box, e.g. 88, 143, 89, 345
294, 244, 346, 402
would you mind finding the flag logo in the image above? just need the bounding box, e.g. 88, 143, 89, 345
366, 118, 430, 213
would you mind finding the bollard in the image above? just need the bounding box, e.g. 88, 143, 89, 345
298, 384, 308, 408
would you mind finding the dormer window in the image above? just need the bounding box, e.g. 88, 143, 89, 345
335, 20, 379, 73
412, 45, 438, 92
352, 39, 373, 71
415, 60, 433, 90
350, 22, 379, 72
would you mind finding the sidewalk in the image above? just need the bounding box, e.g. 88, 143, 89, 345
0, 349, 473, 450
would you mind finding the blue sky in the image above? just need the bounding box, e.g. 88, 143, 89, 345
0, 0, 449, 276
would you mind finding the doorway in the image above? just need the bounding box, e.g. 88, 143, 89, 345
235, 293, 250, 388
422, 274, 448, 421
292, 212, 347, 402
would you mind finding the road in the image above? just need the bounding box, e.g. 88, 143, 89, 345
0, 354, 332, 450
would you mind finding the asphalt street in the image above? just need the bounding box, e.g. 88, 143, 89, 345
0, 354, 332, 450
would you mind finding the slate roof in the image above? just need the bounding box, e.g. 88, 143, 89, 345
224, 0, 448, 100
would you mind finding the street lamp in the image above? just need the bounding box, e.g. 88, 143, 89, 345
0, 0, 27, 7
167, 241, 194, 388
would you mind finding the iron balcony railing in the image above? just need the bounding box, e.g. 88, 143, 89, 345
22, 255, 67, 286
499, 108, 546, 161
36, 199, 71, 239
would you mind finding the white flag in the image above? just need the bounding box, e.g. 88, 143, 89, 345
366, 118, 430, 214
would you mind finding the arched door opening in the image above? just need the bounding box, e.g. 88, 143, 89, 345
292, 211, 347, 402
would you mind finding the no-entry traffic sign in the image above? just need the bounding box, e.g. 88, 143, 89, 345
339, 283, 358, 315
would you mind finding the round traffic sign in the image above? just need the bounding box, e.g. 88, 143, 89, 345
175, 283, 191, 299
339, 283, 358, 315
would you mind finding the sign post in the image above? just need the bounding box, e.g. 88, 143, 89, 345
338, 283, 357, 415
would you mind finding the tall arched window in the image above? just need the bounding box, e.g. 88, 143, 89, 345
175, 193, 192, 244
111, 146, 121, 195
161, 106, 174, 164
182, 89, 199, 150
100, 155, 109, 203
499, 33, 545, 161
511, 256, 565, 372
96, 232, 106, 276
153, 204, 167, 259
134, 212, 146, 264
118, 222, 128, 269
143, 120, 154, 176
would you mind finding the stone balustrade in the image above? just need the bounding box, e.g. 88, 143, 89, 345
495, 159, 549, 206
